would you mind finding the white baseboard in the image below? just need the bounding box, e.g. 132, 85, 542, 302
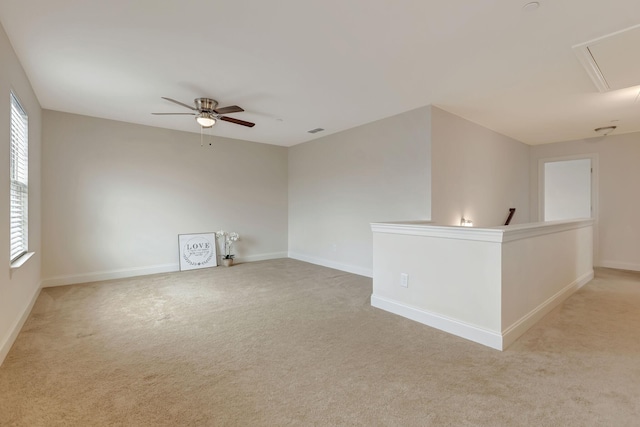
40, 252, 291, 288
0, 285, 41, 367
501, 269, 594, 349
236, 252, 288, 263
370, 294, 503, 350
598, 260, 640, 272
288, 252, 373, 278
41, 263, 180, 288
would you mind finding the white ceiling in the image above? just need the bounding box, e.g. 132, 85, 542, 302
1, 0, 640, 147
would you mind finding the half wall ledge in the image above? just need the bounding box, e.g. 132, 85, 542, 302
370, 219, 594, 350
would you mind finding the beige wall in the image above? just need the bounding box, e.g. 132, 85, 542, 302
530, 133, 640, 271
431, 106, 531, 227
0, 23, 42, 363
42, 111, 288, 284
288, 106, 432, 276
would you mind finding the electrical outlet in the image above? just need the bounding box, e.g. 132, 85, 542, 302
331, 243, 337, 252
400, 273, 409, 288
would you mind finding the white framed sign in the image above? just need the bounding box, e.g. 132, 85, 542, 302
178, 232, 217, 271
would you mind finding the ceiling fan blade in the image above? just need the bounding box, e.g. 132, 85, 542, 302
214, 105, 244, 114
161, 97, 196, 110
152, 112, 196, 115
220, 116, 255, 127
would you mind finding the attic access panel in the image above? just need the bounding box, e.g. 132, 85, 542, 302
573, 24, 640, 92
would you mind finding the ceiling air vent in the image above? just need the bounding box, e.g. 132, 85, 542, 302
307, 128, 325, 134
573, 24, 640, 92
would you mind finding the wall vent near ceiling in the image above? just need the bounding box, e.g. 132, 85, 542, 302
308, 128, 325, 134
573, 24, 640, 92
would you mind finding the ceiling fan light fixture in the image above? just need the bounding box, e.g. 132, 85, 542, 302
196, 112, 216, 128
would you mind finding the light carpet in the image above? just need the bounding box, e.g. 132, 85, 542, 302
1, 259, 639, 426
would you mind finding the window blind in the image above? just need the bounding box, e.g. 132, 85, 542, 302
10, 92, 28, 262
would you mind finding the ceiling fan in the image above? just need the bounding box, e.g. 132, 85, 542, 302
152, 97, 255, 128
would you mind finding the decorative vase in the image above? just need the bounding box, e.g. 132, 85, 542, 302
222, 258, 234, 267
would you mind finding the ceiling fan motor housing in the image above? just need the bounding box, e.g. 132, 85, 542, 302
195, 98, 218, 112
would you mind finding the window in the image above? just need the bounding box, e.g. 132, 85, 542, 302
10, 92, 28, 262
